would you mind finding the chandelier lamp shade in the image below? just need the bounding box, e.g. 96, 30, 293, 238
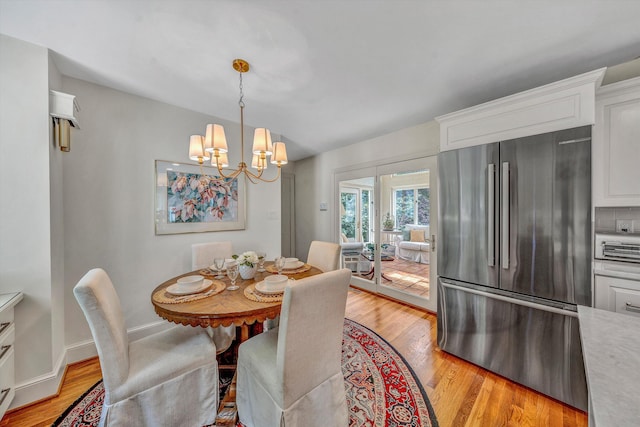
188, 59, 288, 183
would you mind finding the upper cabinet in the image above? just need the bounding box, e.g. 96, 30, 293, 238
593, 77, 640, 207
436, 69, 606, 152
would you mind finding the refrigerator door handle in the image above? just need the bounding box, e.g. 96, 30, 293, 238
501, 162, 510, 270
439, 280, 578, 317
487, 163, 495, 266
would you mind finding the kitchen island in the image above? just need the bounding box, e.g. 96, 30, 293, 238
577, 306, 640, 426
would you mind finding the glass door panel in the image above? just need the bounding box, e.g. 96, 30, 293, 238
340, 188, 359, 242
377, 157, 438, 312
337, 171, 377, 292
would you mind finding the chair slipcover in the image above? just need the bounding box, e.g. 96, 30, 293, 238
191, 241, 234, 271
237, 268, 352, 427
191, 241, 236, 353
306, 240, 341, 272
74, 268, 219, 427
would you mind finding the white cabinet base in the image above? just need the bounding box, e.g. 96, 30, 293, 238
0, 293, 22, 419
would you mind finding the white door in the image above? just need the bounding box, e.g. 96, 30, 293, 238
335, 157, 438, 312
376, 157, 438, 312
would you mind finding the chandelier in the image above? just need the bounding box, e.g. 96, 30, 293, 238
188, 58, 288, 183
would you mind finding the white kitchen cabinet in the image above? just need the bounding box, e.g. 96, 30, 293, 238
595, 274, 640, 318
436, 68, 605, 151
593, 77, 640, 207
0, 293, 23, 419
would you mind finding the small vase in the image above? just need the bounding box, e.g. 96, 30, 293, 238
239, 264, 257, 280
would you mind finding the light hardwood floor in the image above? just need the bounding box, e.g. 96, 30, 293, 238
2, 288, 587, 427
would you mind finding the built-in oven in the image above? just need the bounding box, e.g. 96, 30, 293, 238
593, 233, 640, 317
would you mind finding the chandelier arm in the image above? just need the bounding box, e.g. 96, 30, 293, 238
255, 166, 282, 183
244, 166, 282, 183
253, 166, 265, 179
244, 168, 261, 180
245, 170, 259, 184
213, 159, 235, 179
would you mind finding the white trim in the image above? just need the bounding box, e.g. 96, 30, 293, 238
597, 76, 640, 98
11, 347, 66, 409
9, 320, 173, 409
436, 68, 606, 151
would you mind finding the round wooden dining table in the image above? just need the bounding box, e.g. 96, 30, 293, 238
151, 261, 322, 342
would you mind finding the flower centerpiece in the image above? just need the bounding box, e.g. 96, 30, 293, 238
233, 251, 259, 279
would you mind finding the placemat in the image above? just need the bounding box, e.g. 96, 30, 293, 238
153, 280, 226, 304
244, 283, 283, 303
265, 263, 312, 274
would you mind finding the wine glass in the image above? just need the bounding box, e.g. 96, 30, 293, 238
213, 257, 225, 279
274, 256, 286, 275
257, 251, 266, 272
226, 262, 239, 291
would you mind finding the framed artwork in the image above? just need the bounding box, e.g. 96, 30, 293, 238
155, 160, 246, 234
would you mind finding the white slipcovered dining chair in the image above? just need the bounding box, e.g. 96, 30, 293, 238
306, 240, 341, 272
73, 268, 219, 426
236, 268, 352, 427
191, 241, 234, 271
191, 241, 236, 353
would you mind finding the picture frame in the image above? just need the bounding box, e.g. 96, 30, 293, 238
155, 160, 246, 235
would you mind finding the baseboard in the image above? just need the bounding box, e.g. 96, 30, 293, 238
11, 348, 67, 409
10, 319, 172, 409
63, 319, 171, 364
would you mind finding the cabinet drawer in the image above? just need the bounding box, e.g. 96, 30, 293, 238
0, 306, 13, 328
595, 275, 640, 318
610, 286, 640, 318
0, 345, 14, 418
0, 323, 14, 349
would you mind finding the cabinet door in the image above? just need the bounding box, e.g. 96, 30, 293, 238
595, 275, 640, 318
593, 78, 640, 207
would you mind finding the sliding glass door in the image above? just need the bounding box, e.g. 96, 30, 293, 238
336, 157, 438, 312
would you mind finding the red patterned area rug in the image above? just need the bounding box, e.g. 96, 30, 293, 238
53, 318, 438, 427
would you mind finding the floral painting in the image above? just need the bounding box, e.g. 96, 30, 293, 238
167, 171, 238, 223
155, 160, 245, 234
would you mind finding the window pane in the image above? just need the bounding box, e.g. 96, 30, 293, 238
361, 190, 370, 242
395, 189, 415, 229
417, 188, 430, 225
341, 192, 357, 239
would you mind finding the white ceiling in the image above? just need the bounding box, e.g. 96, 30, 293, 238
1, 1, 639, 161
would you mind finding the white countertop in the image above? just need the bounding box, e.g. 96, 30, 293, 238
577, 306, 640, 426
0, 292, 22, 311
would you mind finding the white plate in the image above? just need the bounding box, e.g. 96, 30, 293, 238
166, 279, 213, 295
255, 279, 294, 295
283, 261, 304, 270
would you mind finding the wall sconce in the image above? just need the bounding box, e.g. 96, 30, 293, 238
50, 90, 80, 152
53, 118, 71, 152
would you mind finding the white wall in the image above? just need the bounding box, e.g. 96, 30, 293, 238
61, 77, 282, 346
1, 33, 282, 407
294, 121, 440, 261
0, 34, 56, 391
48, 50, 66, 381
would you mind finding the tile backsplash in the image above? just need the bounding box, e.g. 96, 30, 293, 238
595, 206, 640, 235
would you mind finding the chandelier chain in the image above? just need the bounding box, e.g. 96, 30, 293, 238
238, 72, 245, 108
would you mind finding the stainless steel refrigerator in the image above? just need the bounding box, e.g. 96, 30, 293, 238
437, 125, 591, 411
